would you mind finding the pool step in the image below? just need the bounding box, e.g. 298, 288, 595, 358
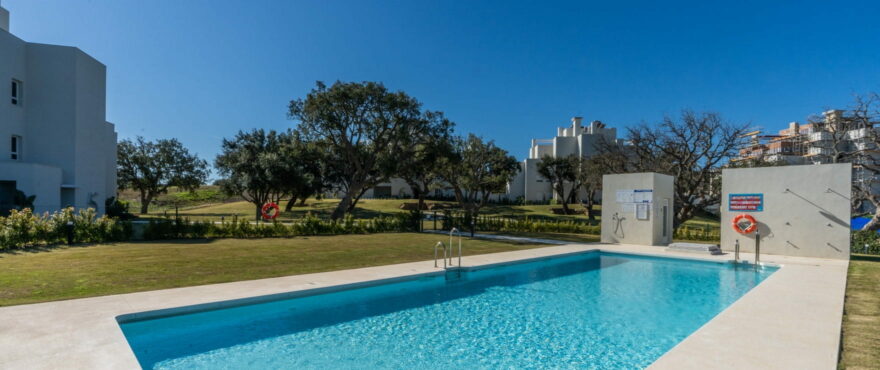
666, 242, 723, 255
445, 268, 466, 282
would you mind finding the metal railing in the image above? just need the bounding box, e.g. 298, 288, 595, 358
450, 227, 462, 267
434, 241, 447, 268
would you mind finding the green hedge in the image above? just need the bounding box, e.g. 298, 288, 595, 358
142, 213, 420, 240
441, 211, 601, 234
851, 229, 880, 255
673, 224, 720, 242
0, 208, 131, 250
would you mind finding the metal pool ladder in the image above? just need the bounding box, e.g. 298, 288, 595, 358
434, 228, 463, 269
450, 227, 462, 267
433, 241, 448, 268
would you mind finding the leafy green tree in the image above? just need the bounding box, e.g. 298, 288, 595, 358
537, 155, 578, 214
289, 81, 436, 220
397, 111, 455, 213
440, 134, 519, 224
117, 136, 209, 214
215, 129, 298, 221
576, 156, 604, 221
283, 132, 328, 212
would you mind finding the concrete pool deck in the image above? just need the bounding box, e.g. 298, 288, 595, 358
0, 241, 848, 369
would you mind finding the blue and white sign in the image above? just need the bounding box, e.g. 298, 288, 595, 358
729, 193, 763, 212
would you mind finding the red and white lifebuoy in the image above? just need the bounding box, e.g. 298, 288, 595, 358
261, 202, 280, 220
731, 214, 758, 234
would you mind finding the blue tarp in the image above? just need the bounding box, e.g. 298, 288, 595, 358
852, 217, 871, 231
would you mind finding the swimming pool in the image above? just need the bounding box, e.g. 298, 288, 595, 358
119, 251, 777, 369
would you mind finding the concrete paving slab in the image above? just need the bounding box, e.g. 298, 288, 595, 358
0, 241, 848, 369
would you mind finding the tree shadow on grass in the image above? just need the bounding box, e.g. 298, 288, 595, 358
852, 254, 880, 263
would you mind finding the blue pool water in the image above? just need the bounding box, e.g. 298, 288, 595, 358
120, 252, 777, 369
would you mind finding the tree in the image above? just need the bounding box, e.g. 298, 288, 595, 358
117, 137, 209, 214
397, 111, 455, 213
596, 111, 749, 228
576, 156, 603, 221
537, 155, 578, 214
289, 81, 433, 220
282, 132, 328, 212
13, 190, 35, 210
439, 134, 519, 226
214, 129, 297, 221
841, 93, 880, 230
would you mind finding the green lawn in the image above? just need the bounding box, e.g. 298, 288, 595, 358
839, 254, 880, 369
0, 233, 549, 307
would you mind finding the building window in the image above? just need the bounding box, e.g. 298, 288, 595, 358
11, 136, 20, 160
11, 79, 21, 105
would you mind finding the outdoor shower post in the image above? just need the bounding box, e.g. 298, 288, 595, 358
754, 231, 761, 267
735, 239, 740, 262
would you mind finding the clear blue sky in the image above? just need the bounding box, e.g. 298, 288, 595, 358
5, 0, 880, 164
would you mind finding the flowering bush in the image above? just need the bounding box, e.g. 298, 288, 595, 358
0, 208, 131, 250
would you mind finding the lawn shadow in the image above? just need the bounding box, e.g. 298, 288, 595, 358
852, 254, 880, 263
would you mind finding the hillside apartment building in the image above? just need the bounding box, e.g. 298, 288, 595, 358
734, 109, 877, 211
0, 3, 117, 215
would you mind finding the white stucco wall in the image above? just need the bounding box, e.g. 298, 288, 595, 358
601, 172, 674, 246
0, 162, 61, 213
0, 11, 117, 215
720, 164, 851, 260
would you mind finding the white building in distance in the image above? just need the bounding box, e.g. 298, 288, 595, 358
0, 3, 117, 215
507, 117, 620, 202
349, 116, 620, 203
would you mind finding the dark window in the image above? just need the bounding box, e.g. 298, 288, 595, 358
10, 136, 19, 160
11, 80, 20, 105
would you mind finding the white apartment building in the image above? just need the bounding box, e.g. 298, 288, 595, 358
345, 116, 620, 203
0, 3, 117, 215
507, 117, 620, 201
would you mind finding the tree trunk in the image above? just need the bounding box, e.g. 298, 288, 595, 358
332, 184, 363, 220
585, 190, 596, 221
255, 202, 262, 222
284, 196, 298, 212
556, 182, 569, 214
139, 192, 153, 214
674, 205, 695, 230
416, 187, 427, 232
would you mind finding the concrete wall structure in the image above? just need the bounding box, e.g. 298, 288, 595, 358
720, 164, 851, 260
601, 172, 674, 246
0, 4, 117, 215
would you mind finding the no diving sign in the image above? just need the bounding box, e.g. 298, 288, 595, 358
729, 193, 763, 212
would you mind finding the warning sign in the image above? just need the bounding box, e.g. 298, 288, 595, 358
729, 193, 763, 212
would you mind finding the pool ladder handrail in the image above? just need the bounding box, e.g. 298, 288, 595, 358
450, 227, 462, 267
434, 241, 448, 268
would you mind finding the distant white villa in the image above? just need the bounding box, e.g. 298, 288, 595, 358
0, 3, 117, 215
507, 117, 620, 201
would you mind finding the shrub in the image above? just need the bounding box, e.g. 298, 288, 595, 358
105, 197, 135, 220
851, 229, 880, 255
439, 211, 600, 235
0, 207, 131, 250
139, 212, 418, 241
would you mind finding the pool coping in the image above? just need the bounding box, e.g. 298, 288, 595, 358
0, 242, 848, 369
